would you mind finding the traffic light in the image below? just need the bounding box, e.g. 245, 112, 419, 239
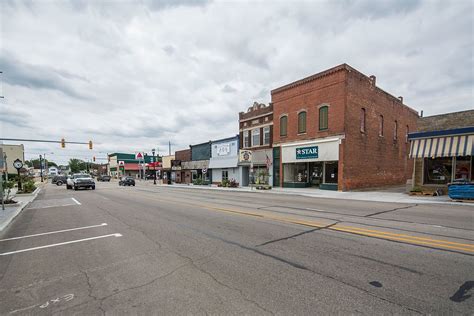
61, 138, 66, 148
89, 140, 93, 150
93, 156, 96, 162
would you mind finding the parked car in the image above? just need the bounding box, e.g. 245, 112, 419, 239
67, 174, 95, 190
52, 175, 67, 186
97, 175, 112, 182
119, 176, 135, 186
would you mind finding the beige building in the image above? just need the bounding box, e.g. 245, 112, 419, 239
1, 144, 25, 174
161, 155, 175, 183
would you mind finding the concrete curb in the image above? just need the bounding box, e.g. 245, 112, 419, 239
0, 188, 41, 232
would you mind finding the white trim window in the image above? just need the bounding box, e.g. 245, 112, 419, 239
263, 126, 270, 145
243, 131, 250, 148
252, 128, 260, 147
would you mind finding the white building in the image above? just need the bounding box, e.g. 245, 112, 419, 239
209, 135, 248, 187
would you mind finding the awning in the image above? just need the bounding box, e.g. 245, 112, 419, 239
409, 135, 474, 158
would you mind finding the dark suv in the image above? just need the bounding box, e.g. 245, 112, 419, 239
52, 175, 67, 186
97, 175, 111, 182
119, 176, 135, 186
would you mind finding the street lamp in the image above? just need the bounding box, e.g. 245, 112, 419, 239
152, 148, 156, 185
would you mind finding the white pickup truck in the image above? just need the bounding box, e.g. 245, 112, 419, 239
66, 174, 95, 190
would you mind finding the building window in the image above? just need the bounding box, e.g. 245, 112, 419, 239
251, 128, 260, 146
319, 106, 328, 130
280, 116, 288, 137
243, 131, 250, 148
393, 120, 398, 141
455, 156, 472, 181
423, 157, 452, 184
298, 111, 306, 134
263, 126, 270, 145
379, 115, 384, 137
360, 108, 366, 133
222, 170, 229, 181
406, 125, 409, 143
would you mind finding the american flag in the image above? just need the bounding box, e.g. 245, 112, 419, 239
265, 154, 272, 169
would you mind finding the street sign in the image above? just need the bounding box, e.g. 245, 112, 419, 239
118, 161, 125, 166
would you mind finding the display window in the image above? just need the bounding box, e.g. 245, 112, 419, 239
454, 156, 472, 182
423, 157, 452, 184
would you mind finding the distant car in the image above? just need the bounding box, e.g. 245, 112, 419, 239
97, 175, 111, 182
119, 176, 135, 186
67, 174, 95, 190
52, 175, 67, 186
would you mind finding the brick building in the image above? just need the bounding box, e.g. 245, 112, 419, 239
173, 149, 191, 184
238, 102, 273, 185
272, 64, 419, 190
181, 141, 212, 183
408, 110, 474, 192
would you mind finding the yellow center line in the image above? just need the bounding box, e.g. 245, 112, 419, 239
131, 190, 474, 253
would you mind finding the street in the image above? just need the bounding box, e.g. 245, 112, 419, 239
0, 182, 473, 315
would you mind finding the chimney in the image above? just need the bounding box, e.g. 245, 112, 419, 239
420, 110, 423, 117
398, 96, 403, 103
369, 75, 376, 85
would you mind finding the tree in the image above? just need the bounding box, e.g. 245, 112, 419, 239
69, 159, 87, 173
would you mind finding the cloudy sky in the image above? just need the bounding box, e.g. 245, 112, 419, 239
1, 0, 472, 164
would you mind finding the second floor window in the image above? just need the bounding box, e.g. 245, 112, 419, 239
243, 131, 250, 148
280, 116, 288, 137
252, 128, 260, 146
319, 106, 328, 130
298, 111, 307, 134
263, 126, 270, 145
379, 115, 384, 136
360, 108, 366, 133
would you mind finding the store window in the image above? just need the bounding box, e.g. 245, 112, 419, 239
283, 163, 308, 183
324, 162, 338, 184
222, 170, 229, 181
455, 156, 472, 181
360, 108, 366, 133
243, 131, 250, 148
280, 116, 288, 137
298, 111, 307, 134
263, 126, 270, 145
319, 106, 328, 130
251, 128, 260, 146
423, 157, 452, 184
379, 115, 384, 137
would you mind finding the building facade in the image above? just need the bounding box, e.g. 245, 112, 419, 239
209, 135, 247, 186
408, 110, 474, 192
173, 149, 191, 184
0, 144, 25, 176
272, 64, 419, 190
239, 102, 273, 186
161, 155, 175, 184
181, 142, 211, 183
108, 153, 156, 178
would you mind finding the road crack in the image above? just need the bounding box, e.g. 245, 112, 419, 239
365, 204, 418, 217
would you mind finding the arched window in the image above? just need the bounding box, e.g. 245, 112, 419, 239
360, 108, 366, 133
393, 120, 398, 141
319, 106, 328, 130
298, 111, 307, 134
379, 115, 384, 136
280, 116, 288, 137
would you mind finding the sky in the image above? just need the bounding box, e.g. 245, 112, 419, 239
0, 0, 472, 165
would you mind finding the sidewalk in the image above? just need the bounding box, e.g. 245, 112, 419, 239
140, 181, 473, 206
0, 184, 42, 232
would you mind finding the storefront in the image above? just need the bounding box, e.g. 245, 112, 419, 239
238, 149, 273, 186
409, 127, 473, 191
278, 136, 342, 189
209, 136, 247, 186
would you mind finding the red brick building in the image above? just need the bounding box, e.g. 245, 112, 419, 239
272, 64, 419, 190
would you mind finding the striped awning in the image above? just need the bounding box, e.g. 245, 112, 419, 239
409, 135, 474, 158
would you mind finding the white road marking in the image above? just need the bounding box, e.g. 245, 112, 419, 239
71, 198, 81, 205
0, 223, 108, 242
0, 233, 122, 256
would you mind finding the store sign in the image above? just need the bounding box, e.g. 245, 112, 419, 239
216, 143, 230, 156
296, 146, 319, 159
239, 150, 252, 163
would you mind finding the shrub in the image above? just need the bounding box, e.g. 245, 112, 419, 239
20, 180, 37, 194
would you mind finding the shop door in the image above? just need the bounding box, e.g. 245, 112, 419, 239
324, 161, 338, 184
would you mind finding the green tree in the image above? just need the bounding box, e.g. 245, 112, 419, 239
69, 159, 87, 173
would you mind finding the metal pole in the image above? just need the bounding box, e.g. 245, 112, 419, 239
40, 154, 43, 182
1, 171, 4, 211
4, 153, 7, 182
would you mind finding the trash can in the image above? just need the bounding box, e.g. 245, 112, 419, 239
448, 181, 474, 200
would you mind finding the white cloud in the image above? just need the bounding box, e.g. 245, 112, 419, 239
1, 0, 472, 164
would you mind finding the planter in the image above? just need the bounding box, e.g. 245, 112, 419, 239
16, 187, 40, 196
3, 201, 21, 208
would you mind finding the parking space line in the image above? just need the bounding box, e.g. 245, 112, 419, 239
71, 198, 81, 205
0, 233, 122, 256
0, 223, 108, 242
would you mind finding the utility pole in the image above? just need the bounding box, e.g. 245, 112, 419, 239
169, 141, 171, 156
39, 154, 43, 182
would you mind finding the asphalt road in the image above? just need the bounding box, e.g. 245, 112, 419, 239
0, 181, 473, 315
